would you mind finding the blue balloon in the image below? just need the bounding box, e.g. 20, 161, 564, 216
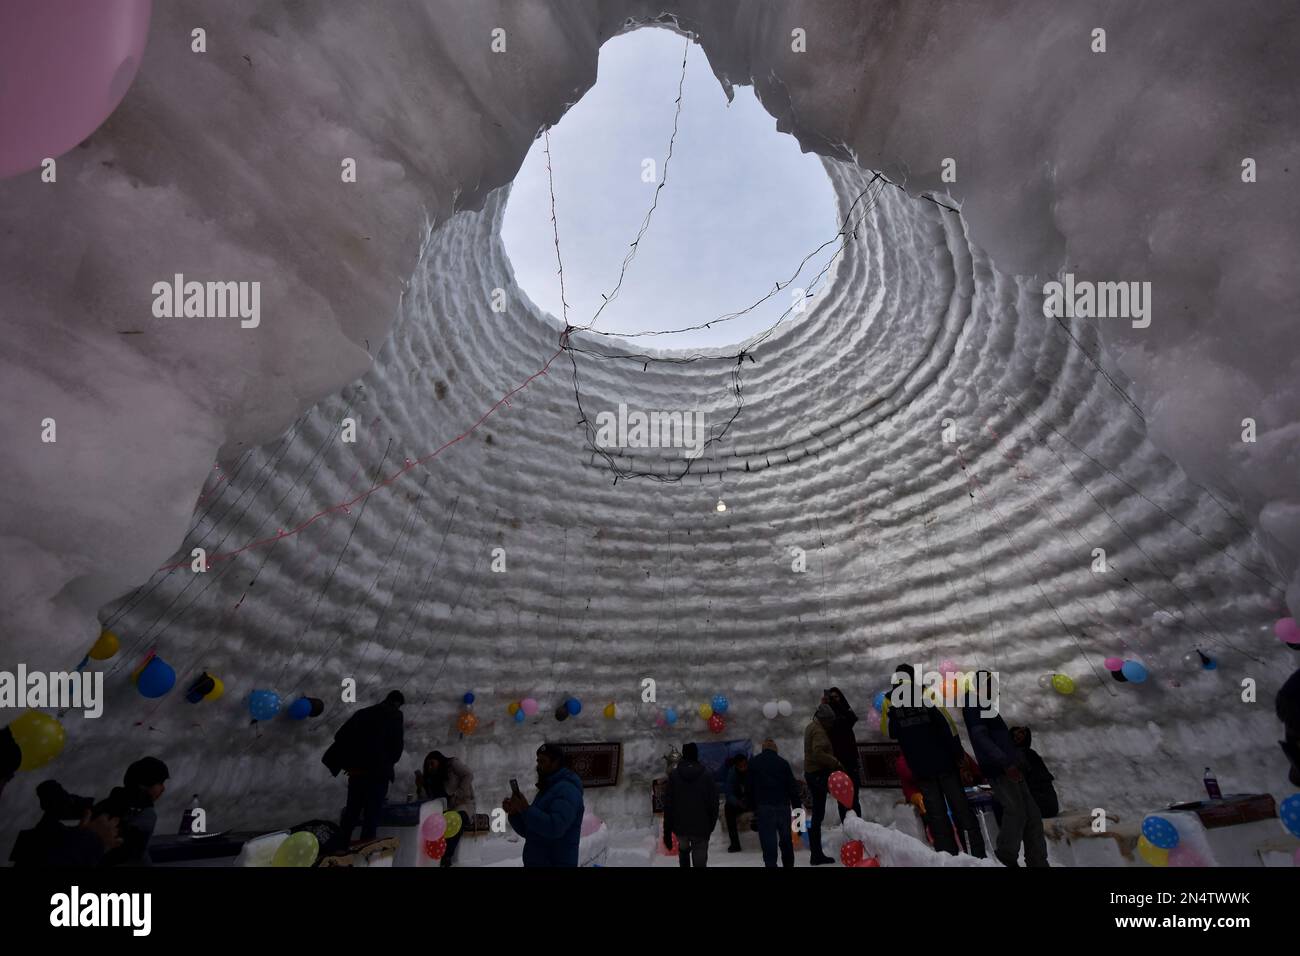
665, 707, 678, 725
136, 656, 176, 698
873, 691, 887, 712
566, 698, 582, 716
711, 694, 729, 714
463, 692, 475, 705
1121, 660, 1149, 683
513, 708, 526, 723
288, 697, 312, 720
1279, 793, 1300, 839
1141, 815, 1179, 849
249, 689, 281, 721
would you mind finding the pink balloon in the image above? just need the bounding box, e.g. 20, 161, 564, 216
520, 697, 539, 716
939, 660, 957, 677
1275, 618, 1300, 643
1104, 657, 1124, 672
0, 1, 153, 179
420, 811, 447, 842
1167, 845, 1206, 867
580, 814, 602, 838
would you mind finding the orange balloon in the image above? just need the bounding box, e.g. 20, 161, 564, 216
457, 712, 479, 734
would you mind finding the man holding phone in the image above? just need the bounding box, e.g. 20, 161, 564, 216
502, 743, 585, 867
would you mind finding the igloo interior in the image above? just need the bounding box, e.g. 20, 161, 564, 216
2, 0, 1299, 884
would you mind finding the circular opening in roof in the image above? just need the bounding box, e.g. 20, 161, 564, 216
501, 28, 842, 352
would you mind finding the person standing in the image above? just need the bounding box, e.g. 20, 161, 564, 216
963, 674, 1048, 868
101, 756, 169, 866
723, 753, 751, 852
747, 738, 801, 867
824, 686, 863, 820
503, 743, 585, 867
1278, 666, 1300, 787
1010, 726, 1059, 819
663, 742, 719, 867
322, 690, 405, 845
415, 750, 475, 866
886, 664, 986, 858
803, 703, 843, 865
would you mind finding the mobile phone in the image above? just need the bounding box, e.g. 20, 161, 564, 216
510, 778, 521, 797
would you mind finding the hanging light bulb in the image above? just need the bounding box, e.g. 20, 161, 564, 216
715, 498, 727, 513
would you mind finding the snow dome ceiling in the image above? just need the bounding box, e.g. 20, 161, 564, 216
1, 1, 1297, 834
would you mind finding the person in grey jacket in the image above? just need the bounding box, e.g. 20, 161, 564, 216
963, 673, 1048, 868
663, 742, 719, 867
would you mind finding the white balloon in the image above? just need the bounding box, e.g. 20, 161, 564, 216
777, 699, 792, 717
762, 701, 779, 719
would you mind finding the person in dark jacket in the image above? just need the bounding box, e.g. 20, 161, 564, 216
723, 753, 751, 852
504, 743, 584, 867
963, 674, 1048, 868
415, 750, 475, 866
823, 686, 863, 820
101, 756, 169, 866
323, 690, 405, 845
1278, 666, 1300, 787
664, 742, 719, 867
747, 738, 801, 867
887, 664, 986, 858
12, 786, 128, 867
803, 703, 843, 865
0, 725, 20, 801
1010, 725, 1059, 819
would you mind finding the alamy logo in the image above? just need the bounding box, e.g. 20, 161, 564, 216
1042, 273, 1150, 328
593, 403, 706, 459
151, 274, 261, 328
891, 665, 1000, 717
0, 667, 102, 718
50, 886, 151, 936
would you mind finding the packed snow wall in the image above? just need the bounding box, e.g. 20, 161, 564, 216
1, 1, 1297, 839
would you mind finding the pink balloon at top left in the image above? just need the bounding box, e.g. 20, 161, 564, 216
0, 0, 152, 179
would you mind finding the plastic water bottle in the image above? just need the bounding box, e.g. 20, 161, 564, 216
179, 793, 201, 834
1203, 768, 1221, 800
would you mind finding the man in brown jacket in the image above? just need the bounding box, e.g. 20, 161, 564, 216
803, 703, 843, 865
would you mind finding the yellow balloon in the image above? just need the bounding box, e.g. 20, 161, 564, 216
603, 702, 616, 719
1051, 674, 1076, 696
1136, 835, 1169, 867
443, 810, 463, 840
89, 630, 120, 660
271, 831, 319, 867
507, 701, 519, 716
205, 676, 225, 701
698, 704, 713, 720
10, 711, 66, 771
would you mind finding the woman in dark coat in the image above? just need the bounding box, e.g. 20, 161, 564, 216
1010, 726, 1059, 818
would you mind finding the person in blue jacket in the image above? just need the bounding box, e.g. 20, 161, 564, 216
503, 742, 584, 867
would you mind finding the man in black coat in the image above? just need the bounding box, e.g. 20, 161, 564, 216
1278, 666, 1300, 787
824, 686, 863, 820
887, 664, 986, 858
663, 742, 718, 867
323, 690, 405, 844
747, 738, 801, 867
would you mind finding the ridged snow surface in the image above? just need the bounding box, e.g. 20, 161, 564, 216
1, 1, 1297, 846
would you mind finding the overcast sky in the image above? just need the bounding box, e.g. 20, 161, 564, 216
501, 28, 840, 351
